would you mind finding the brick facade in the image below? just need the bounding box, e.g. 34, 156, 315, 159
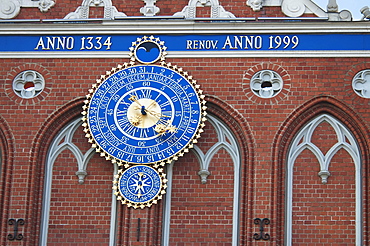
0, 0, 369, 245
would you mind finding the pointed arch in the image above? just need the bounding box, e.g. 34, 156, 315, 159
193, 114, 241, 245
0, 115, 15, 246
28, 100, 119, 245
163, 114, 241, 246
39, 118, 97, 245
286, 113, 361, 245
25, 98, 82, 244
206, 96, 255, 245
272, 96, 370, 245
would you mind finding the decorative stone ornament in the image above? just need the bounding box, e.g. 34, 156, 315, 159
140, 0, 160, 16
64, 0, 126, 19
198, 169, 210, 184
173, 0, 235, 18
0, 0, 55, 19
327, 0, 338, 12
361, 6, 370, 20
247, 0, 263, 12
318, 170, 331, 184
246, 0, 352, 21
352, 69, 370, 98
250, 70, 283, 98
13, 70, 45, 99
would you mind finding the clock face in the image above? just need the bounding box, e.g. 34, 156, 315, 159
86, 64, 204, 165
118, 165, 162, 204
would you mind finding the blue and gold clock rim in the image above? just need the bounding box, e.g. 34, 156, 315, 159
82, 61, 207, 167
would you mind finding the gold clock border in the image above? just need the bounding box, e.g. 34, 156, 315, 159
81, 61, 207, 167
112, 164, 168, 209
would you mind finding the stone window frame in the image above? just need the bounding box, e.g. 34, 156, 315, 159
352, 69, 370, 98
285, 114, 362, 245
162, 114, 241, 246
12, 70, 45, 99
250, 69, 284, 98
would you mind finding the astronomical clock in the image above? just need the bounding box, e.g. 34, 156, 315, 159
82, 36, 207, 208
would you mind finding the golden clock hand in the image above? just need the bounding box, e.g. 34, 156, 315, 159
145, 109, 171, 119
129, 95, 147, 115
146, 100, 157, 110
128, 95, 141, 106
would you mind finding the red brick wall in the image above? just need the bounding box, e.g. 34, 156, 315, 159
47, 149, 113, 245
170, 148, 235, 244
292, 148, 356, 245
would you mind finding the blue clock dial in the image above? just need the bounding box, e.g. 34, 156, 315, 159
118, 165, 162, 204
86, 64, 205, 165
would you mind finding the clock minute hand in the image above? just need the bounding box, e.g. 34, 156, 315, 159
145, 109, 171, 119
146, 100, 157, 110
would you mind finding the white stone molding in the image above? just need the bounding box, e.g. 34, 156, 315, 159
162, 162, 174, 246
361, 6, 370, 20
250, 70, 283, 98
281, 0, 351, 21
109, 164, 118, 246
192, 115, 240, 246
245, 0, 352, 21
64, 0, 126, 19
263, 0, 282, 5
353, 69, 370, 98
13, 70, 45, 99
40, 118, 96, 245
140, 0, 160, 17
286, 114, 362, 246
281, 0, 324, 17
162, 115, 241, 246
247, 0, 263, 11
197, 169, 210, 184
173, 0, 235, 18
0, 0, 55, 19
327, 0, 338, 12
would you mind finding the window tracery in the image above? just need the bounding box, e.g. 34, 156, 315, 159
250, 70, 283, 98
352, 69, 370, 98
162, 114, 241, 246
286, 114, 362, 245
13, 70, 45, 99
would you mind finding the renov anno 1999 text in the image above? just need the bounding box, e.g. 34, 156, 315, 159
186, 35, 299, 50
